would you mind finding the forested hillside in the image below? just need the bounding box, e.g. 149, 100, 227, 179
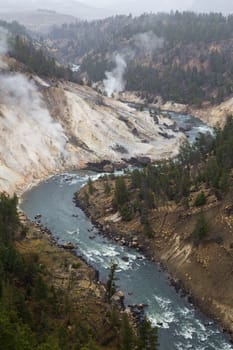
0, 20, 74, 80
47, 12, 233, 105
0, 193, 106, 349
11, 35, 74, 80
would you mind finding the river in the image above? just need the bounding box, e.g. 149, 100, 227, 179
21, 113, 232, 350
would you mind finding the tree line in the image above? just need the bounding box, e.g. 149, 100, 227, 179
11, 35, 74, 80
50, 12, 233, 52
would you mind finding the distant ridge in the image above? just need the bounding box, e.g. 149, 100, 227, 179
0, 10, 78, 33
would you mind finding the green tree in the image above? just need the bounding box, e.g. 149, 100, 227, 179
137, 317, 159, 350
0, 311, 35, 350
114, 177, 128, 208
120, 314, 135, 350
131, 169, 142, 188
0, 193, 19, 244
193, 212, 208, 241
106, 261, 118, 301
119, 203, 132, 222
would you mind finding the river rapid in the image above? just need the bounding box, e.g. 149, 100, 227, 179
21, 113, 232, 350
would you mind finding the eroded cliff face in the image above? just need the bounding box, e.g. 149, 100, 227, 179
0, 71, 185, 195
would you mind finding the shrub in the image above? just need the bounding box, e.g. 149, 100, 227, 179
194, 192, 206, 207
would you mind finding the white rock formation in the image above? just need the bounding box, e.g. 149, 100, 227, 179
0, 74, 185, 195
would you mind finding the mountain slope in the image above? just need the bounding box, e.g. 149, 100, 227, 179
46, 12, 233, 106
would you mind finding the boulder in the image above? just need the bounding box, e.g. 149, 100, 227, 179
62, 242, 76, 250
111, 290, 125, 310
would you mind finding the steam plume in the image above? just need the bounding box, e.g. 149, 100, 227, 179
103, 54, 127, 97
0, 28, 67, 171
133, 31, 164, 52
0, 74, 67, 157
103, 31, 164, 97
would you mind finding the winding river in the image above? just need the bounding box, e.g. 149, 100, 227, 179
21, 114, 232, 350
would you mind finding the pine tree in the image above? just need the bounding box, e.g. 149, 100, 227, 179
106, 262, 118, 301
193, 212, 208, 241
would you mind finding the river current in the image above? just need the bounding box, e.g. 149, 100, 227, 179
21, 113, 232, 350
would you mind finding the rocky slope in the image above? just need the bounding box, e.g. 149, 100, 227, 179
76, 179, 233, 338
0, 60, 185, 195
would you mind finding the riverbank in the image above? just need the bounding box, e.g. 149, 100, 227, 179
120, 91, 233, 128
76, 177, 233, 342
16, 211, 129, 349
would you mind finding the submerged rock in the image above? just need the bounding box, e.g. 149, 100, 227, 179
122, 256, 129, 262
